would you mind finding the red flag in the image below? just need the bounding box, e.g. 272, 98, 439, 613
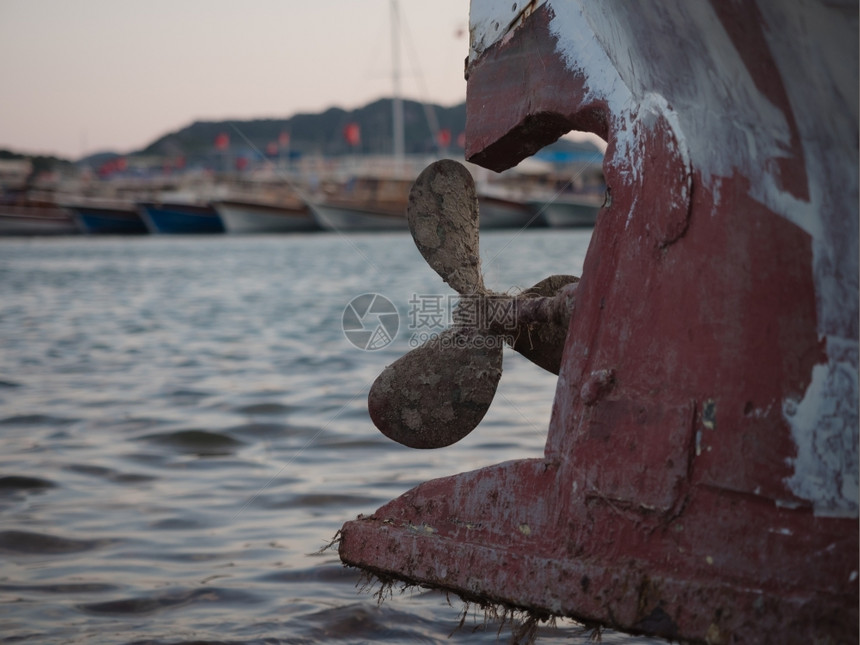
235, 156, 249, 171
278, 131, 290, 147
456, 132, 466, 148
214, 133, 230, 150
343, 122, 361, 147
436, 129, 452, 148
98, 159, 117, 177
266, 142, 279, 157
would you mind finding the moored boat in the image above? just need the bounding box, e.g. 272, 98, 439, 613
0, 201, 80, 236
137, 201, 224, 235
307, 175, 412, 232
66, 202, 148, 235
527, 192, 603, 228
213, 198, 318, 234
476, 193, 538, 229
308, 201, 409, 232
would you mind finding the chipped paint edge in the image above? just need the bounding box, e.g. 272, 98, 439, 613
469, 0, 547, 65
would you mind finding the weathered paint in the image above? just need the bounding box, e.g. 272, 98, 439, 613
540, 0, 859, 515
340, 1, 858, 642
783, 357, 860, 515
468, 0, 546, 65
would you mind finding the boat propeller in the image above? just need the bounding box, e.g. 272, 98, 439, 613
368, 159, 579, 449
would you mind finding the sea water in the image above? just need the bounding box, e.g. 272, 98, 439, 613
0, 230, 660, 644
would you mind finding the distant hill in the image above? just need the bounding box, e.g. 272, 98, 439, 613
0, 148, 73, 177
77, 151, 126, 168
139, 98, 468, 164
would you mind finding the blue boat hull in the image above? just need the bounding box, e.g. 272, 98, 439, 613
138, 202, 224, 234
72, 206, 148, 235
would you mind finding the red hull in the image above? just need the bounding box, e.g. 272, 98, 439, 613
340, 1, 858, 642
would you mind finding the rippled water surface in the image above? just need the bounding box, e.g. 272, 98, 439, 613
0, 231, 659, 644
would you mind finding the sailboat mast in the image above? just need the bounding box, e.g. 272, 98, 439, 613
391, 0, 405, 164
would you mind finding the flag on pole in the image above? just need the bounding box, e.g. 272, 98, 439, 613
214, 133, 230, 150
343, 122, 361, 147
436, 129, 452, 148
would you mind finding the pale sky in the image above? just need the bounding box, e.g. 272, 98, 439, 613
0, 0, 471, 159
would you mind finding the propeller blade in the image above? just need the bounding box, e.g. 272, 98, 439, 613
368, 327, 503, 449
407, 160, 483, 295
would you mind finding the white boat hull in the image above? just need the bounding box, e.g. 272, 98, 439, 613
214, 201, 317, 234
308, 202, 408, 232
530, 196, 602, 228
0, 205, 79, 236
477, 195, 536, 229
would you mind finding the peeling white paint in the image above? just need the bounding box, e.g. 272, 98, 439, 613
545, 1, 794, 194
469, 0, 547, 64
768, 527, 794, 536
624, 196, 637, 230
407, 522, 437, 534
756, 3, 859, 518
748, 403, 775, 420
783, 343, 859, 517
